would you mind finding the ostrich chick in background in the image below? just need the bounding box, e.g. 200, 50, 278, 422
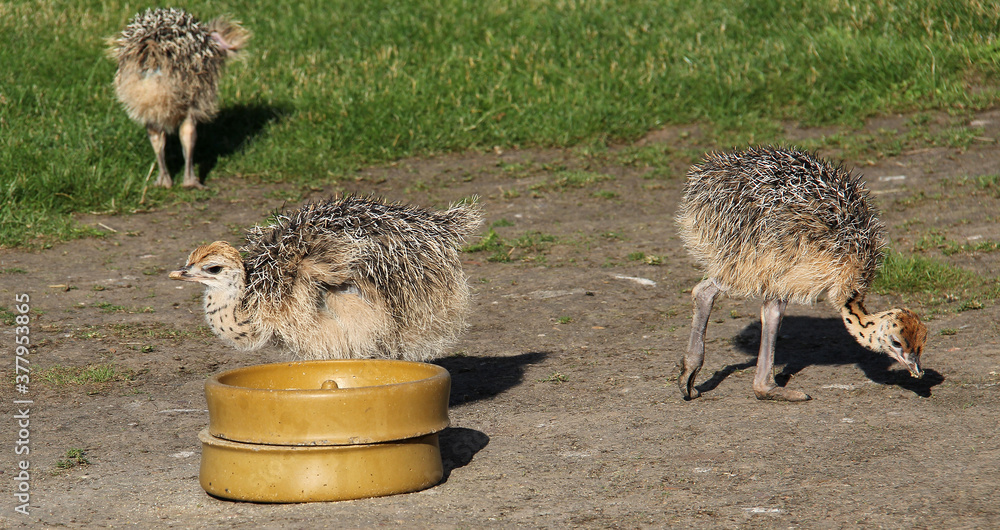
675, 146, 927, 402
170, 195, 483, 361
108, 8, 249, 189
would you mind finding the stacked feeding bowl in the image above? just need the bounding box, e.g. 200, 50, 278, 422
198, 359, 451, 502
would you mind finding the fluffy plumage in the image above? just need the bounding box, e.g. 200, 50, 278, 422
170, 195, 483, 361
675, 146, 926, 401
108, 8, 249, 188
677, 145, 885, 306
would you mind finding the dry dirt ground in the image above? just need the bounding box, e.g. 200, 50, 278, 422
2, 112, 1000, 528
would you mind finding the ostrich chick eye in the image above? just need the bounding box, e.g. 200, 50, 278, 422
205, 265, 224, 275
890, 337, 902, 349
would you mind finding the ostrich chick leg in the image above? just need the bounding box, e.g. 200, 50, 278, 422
752, 298, 809, 401
679, 278, 721, 399
147, 125, 171, 188
179, 115, 205, 189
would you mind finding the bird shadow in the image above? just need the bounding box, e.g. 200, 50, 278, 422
428, 352, 546, 484
696, 315, 943, 398
196, 103, 290, 181
438, 427, 490, 482
163, 103, 290, 183
434, 351, 549, 407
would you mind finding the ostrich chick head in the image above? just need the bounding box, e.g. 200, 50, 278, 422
169, 241, 245, 292
874, 309, 927, 379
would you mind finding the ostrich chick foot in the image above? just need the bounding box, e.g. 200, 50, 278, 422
154, 173, 173, 188
181, 178, 206, 190
678, 361, 701, 400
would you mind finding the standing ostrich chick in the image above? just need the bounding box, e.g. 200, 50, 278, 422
170, 196, 483, 361
108, 8, 249, 189
675, 146, 927, 401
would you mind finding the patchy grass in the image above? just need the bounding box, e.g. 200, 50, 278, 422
627, 251, 664, 266
464, 228, 508, 261
975, 174, 1000, 196
105, 322, 213, 341
73, 323, 214, 347
55, 448, 91, 470
0, 306, 17, 326
538, 372, 569, 384
94, 302, 154, 314
465, 228, 557, 263
498, 161, 540, 179
873, 251, 999, 309
530, 170, 614, 193
4, 0, 999, 247
914, 230, 1000, 256
802, 123, 990, 162
39, 363, 137, 387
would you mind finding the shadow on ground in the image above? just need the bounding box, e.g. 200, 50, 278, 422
439, 427, 490, 481
435, 351, 548, 406
695, 316, 943, 397
434, 352, 549, 481
197, 103, 290, 181
160, 103, 289, 183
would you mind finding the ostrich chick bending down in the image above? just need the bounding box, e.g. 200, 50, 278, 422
170, 195, 483, 361
675, 146, 927, 402
108, 8, 249, 189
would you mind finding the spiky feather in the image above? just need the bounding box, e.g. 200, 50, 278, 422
108, 7, 248, 130
242, 195, 482, 312
174, 195, 483, 361
676, 145, 886, 306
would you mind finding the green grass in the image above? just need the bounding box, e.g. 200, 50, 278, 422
72, 322, 214, 342
464, 228, 556, 262
627, 251, 663, 265
0, 306, 17, 326
94, 302, 154, 314
793, 120, 990, 163
55, 448, 91, 470
39, 363, 136, 386
873, 251, 998, 305
915, 231, 1000, 256
538, 372, 569, 384
3, 1, 1000, 246
545, 170, 612, 190
464, 228, 507, 260
974, 174, 1000, 197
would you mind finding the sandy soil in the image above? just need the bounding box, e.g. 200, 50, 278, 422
2, 111, 999, 528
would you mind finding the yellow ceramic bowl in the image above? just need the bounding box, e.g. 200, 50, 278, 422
199, 429, 444, 503
205, 360, 450, 445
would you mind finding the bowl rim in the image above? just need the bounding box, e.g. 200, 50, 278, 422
204, 359, 452, 445
206, 359, 451, 394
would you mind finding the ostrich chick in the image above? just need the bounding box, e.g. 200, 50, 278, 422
675, 146, 927, 401
170, 195, 483, 361
108, 8, 249, 189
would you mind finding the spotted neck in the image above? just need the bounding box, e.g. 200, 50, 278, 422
202, 276, 262, 350
838, 293, 888, 352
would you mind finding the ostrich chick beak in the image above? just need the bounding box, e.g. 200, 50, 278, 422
901, 355, 923, 379
169, 267, 193, 281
